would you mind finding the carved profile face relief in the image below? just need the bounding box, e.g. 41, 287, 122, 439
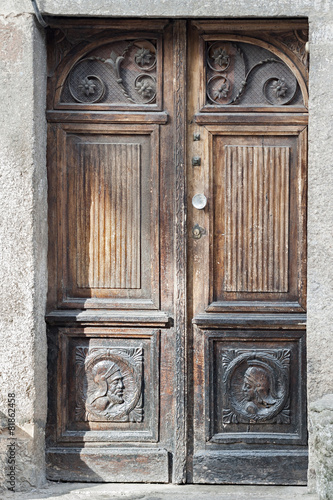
242, 364, 278, 415
222, 349, 291, 424
75, 346, 143, 423
87, 360, 125, 412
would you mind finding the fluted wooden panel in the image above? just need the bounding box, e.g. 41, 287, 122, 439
76, 143, 141, 289
224, 145, 289, 293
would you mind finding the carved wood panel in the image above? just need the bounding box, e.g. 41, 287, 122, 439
46, 19, 178, 483
190, 20, 309, 113
205, 41, 303, 108
48, 123, 160, 310
47, 22, 165, 112
204, 330, 307, 445
76, 143, 141, 290
221, 348, 291, 425
75, 346, 143, 423
61, 40, 158, 106
188, 19, 308, 485
47, 328, 160, 443
206, 125, 306, 313
46, 18, 308, 485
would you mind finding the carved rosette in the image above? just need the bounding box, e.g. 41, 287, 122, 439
222, 349, 291, 424
75, 346, 143, 423
206, 42, 245, 105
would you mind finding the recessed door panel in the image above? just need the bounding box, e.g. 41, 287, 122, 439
51, 123, 160, 310
207, 126, 307, 313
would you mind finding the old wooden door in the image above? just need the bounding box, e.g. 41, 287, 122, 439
46, 18, 308, 484
187, 20, 308, 484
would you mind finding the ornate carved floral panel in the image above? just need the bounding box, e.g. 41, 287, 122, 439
190, 23, 309, 114
61, 40, 158, 106
47, 27, 165, 111
205, 41, 304, 108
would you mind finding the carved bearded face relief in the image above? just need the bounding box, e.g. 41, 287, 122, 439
88, 361, 125, 412
75, 347, 144, 423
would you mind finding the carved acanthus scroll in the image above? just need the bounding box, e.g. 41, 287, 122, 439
273, 30, 309, 69
61, 39, 157, 105
206, 41, 302, 107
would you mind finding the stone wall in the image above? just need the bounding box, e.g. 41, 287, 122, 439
0, 4, 47, 492
310, 396, 333, 500
0, 0, 333, 496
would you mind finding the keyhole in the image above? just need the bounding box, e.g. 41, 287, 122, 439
192, 223, 205, 239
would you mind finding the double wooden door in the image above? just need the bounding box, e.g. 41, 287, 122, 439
46, 18, 308, 484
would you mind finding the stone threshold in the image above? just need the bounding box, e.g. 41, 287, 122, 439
0, 482, 318, 499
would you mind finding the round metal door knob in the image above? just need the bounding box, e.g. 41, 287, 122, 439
192, 194, 207, 210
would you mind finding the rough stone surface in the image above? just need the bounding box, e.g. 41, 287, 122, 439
307, 16, 333, 403
0, 0, 330, 17
306, 17, 333, 498
0, 10, 47, 493
0, 482, 319, 500
0, 0, 333, 496
309, 396, 333, 500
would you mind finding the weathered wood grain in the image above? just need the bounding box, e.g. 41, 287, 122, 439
193, 450, 308, 485
224, 145, 289, 293
46, 447, 169, 482
76, 142, 141, 290
173, 19, 188, 485
46, 18, 309, 486
187, 19, 308, 486
46, 19, 175, 485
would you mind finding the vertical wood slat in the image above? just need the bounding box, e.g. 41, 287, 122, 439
76, 142, 141, 289
173, 19, 187, 484
224, 145, 289, 293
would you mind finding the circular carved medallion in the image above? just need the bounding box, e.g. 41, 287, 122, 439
224, 350, 289, 423
76, 348, 142, 422
134, 40, 157, 71
263, 76, 297, 105
134, 74, 156, 103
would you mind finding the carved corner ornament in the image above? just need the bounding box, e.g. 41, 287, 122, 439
273, 30, 309, 69
75, 346, 143, 423
222, 349, 291, 424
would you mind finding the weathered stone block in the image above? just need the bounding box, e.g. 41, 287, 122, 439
309, 395, 333, 499
0, 11, 47, 492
